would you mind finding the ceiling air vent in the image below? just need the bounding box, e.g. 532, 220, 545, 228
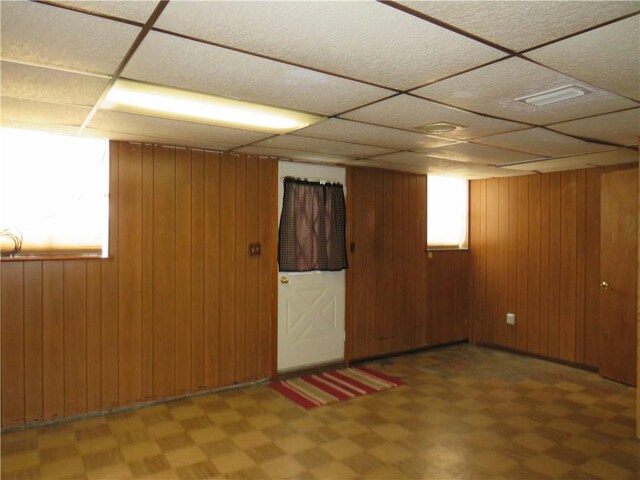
417, 121, 463, 134
516, 85, 592, 107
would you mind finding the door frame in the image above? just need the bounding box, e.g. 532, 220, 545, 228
270, 160, 351, 376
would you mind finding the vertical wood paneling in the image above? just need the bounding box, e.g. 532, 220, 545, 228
64, 261, 87, 415
118, 142, 142, 405
406, 176, 417, 347
381, 173, 394, 351
486, 179, 499, 345
480, 181, 487, 344
374, 171, 386, 350
584, 168, 601, 367
1, 263, 25, 425
219, 154, 236, 386
548, 173, 562, 358
204, 151, 220, 388
469, 166, 636, 367
348, 167, 466, 360
175, 148, 192, 395
141, 144, 154, 400
559, 171, 577, 361
351, 168, 366, 358
23, 262, 43, 422
2, 141, 280, 429
86, 261, 102, 411
102, 145, 119, 409
498, 178, 509, 348
516, 176, 529, 351
190, 150, 205, 389
235, 156, 247, 383
469, 181, 482, 343
257, 156, 275, 377
575, 170, 586, 364
245, 156, 259, 380
416, 175, 428, 346
43, 261, 64, 419
527, 175, 541, 354
507, 177, 518, 349
153, 146, 176, 398
539, 175, 551, 357
391, 174, 402, 349
365, 168, 377, 355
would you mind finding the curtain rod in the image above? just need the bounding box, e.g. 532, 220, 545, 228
280, 175, 342, 185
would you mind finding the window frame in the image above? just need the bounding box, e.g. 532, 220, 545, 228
1, 129, 111, 261
426, 175, 470, 251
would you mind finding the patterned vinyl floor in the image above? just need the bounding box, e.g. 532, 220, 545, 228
1, 344, 638, 479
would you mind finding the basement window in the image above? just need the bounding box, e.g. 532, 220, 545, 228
1, 128, 109, 259
427, 175, 468, 250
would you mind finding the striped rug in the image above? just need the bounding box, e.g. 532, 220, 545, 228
270, 366, 405, 409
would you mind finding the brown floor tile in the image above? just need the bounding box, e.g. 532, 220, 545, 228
174, 460, 220, 480
1, 344, 637, 480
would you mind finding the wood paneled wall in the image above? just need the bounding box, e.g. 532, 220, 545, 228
1, 141, 277, 428
469, 165, 636, 367
347, 167, 468, 360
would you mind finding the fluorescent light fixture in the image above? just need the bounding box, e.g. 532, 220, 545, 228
102, 79, 325, 134
516, 85, 592, 107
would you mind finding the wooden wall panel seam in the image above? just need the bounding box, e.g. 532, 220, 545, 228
469, 166, 637, 368
2, 142, 282, 428
349, 167, 467, 361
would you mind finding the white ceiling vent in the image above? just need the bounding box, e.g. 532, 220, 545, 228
516, 85, 592, 107
417, 121, 464, 134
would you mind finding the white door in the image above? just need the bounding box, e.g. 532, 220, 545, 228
277, 161, 346, 372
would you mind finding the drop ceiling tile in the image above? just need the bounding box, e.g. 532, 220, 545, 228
341, 94, 527, 140
55, 1, 159, 23
349, 159, 428, 176
397, 1, 639, 52
416, 142, 542, 165
252, 136, 394, 159
292, 118, 459, 150
0, 1, 140, 75
548, 108, 640, 147
1, 61, 109, 107
89, 110, 272, 150
122, 31, 391, 116
526, 16, 640, 101
1, 121, 81, 136
1, 97, 90, 126
235, 146, 353, 164
501, 149, 638, 172
475, 127, 615, 157
413, 57, 638, 125
82, 127, 225, 151
363, 151, 530, 178
153, 1, 504, 90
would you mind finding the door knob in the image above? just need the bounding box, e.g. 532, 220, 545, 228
281, 276, 289, 284
601, 280, 611, 289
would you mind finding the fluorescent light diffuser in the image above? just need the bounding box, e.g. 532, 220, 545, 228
102, 79, 325, 134
516, 85, 592, 107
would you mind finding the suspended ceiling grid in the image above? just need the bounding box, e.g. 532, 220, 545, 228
1, 0, 639, 178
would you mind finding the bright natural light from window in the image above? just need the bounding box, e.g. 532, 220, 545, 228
1, 128, 109, 257
427, 175, 468, 249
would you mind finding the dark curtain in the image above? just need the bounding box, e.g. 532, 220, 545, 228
278, 177, 348, 272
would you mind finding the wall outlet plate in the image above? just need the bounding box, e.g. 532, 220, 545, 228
248, 243, 261, 256
506, 313, 516, 325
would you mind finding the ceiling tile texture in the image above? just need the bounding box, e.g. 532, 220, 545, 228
1, 0, 637, 178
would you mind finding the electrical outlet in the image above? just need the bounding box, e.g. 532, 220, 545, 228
506, 313, 516, 326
